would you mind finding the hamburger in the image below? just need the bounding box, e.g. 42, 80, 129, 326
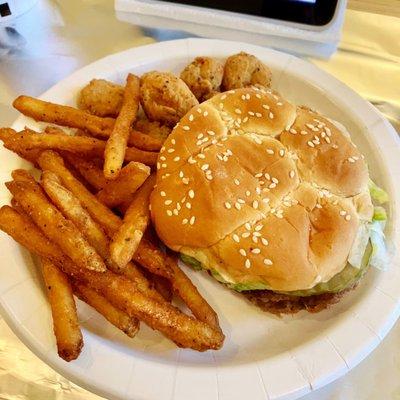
150, 86, 388, 314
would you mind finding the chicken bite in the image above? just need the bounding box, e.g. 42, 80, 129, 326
222, 52, 272, 90
77, 79, 124, 117
180, 57, 224, 102
140, 71, 199, 127
135, 118, 171, 143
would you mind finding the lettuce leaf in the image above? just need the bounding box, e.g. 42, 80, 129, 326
369, 220, 388, 271
180, 253, 203, 271
369, 179, 389, 204
373, 206, 387, 221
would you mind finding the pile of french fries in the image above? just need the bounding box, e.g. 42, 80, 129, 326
0, 73, 224, 361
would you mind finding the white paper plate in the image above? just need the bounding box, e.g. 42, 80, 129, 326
1, 39, 400, 400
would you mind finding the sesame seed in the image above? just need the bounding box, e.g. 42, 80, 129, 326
271, 177, 279, 184
167, 210, 173, 216
307, 141, 315, 148
253, 232, 262, 238
255, 172, 263, 178
256, 94, 262, 99
340, 210, 346, 216
316, 204, 322, 209
269, 112, 274, 119
245, 259, 251, 269
188, 157, 196, 164
188, 190, 195, 199
325, 137, 331, 144
161, 163, 167, 168
197, 108, 202, 113
205, 175, 213, 181
289, 170, 295, 178
234, 179, 240, 186
238, 198, 245, 204
160, 191, 166, 197
251, 248, 261, 254
279, 149, 285, 157
256, 187, 261, 195
348, 157, 355, 163
252, 236, 258, 244
201, 164, 209, 171
179, 171, 184, 178
173, 156, 181, 162
234, 108, 242, 115
203, 111, 208, 117
196, 140, 202, 146
262, 104, 270, 110
182, 218, 188, 225
182, 126, 190, 131
264, 173, 271, 180
235, 202, 241, 210
263, 198, 270, 203
164, 200, 172, 205
173, 209, 179, 216
198, 153, 206, 159
321, 131, 326, 138
332, 144, 339, 149
242, 117, 249, 123
266, 149, 274, 155
221, 94, 227, 100
300, 130, 308, 135
345, 214, 351, 221
160, 156, 166, 162
261, 238, 269, 246
189, 216, 196, 225
245, 190, 251, 197
252, 200, 259, 209
306, 123, 314, 129
176, 203, 181, 211
248, 111, 255, 116
255, 225, 263, 231
197, 133, 204, 140
283, 201, 291, 207
256, 112, 262, 118
289, 128, 297, 134
264, 259, 273, 266
239, 249, 247, 257
246, 93, 251, 99
160, 146, 165, 153
207, 130, 215, 136
157, 162, 161, 170
277, 102, 283, 106
182, 178, 189, 185
233, 234, 240, 243
242, 232, 251, 238
313, 139, 319, 145
254, 137, 263, 145
245, 223, 251, 230
241, 94, 246, 100
269, 182, 277, 189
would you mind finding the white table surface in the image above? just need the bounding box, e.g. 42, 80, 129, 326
0, 1, 399, 399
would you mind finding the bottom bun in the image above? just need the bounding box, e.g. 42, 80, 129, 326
243, 284, 357, 315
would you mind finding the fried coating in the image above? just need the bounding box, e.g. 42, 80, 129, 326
135, 118, 171, 142
78, 79, 124, 117
140, 71, 198, 127
180, 57, 224, 102
222, 52, 272, 90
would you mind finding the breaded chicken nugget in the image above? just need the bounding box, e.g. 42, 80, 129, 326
135, 118, 171, 142
222, 52, 272, 90
180, 57, 224, 102
140, 72, 198, 127
78, 79, 124, 117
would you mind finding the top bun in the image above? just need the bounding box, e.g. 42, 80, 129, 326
150, 87, 372, 291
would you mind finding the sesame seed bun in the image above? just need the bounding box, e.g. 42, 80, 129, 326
150, 87, 373, 292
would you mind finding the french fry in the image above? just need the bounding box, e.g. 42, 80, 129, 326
96, 161, 150, 208
0, 128, 158, 166
0, 206, 224, 351
41, 258, 83, 361
41, 171, 110, 264
63, 153, 107, 191
0, 128, 42, 165
166, 254, 221, 330
7, 172, 106, 272
37, 151, 169, 277
13, 96, 162, 151
39, 167, 162, 300
72, 282, 139, 338
110, 174, 155, 269
104, 74, 140, 179
150, 274, 173, 302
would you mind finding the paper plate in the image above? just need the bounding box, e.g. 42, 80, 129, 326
1, 39, 399, 400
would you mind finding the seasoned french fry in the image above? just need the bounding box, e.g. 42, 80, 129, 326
41, 258, 83, 361
7, 172, 106, 272
96, 161, 150, 208
13, 95, 162, 151
41, 171, 110, 264
104, 74, 140, 179
73, 282, 139, 338
38, 151, 169, 277
151, 274, 173, 302
63, 153, 107, 191
110, 174, 156, 269
0, 128, 158, 166
0, 206, 224, 351
166, 254, 221, 330
39, 165, 162, 300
